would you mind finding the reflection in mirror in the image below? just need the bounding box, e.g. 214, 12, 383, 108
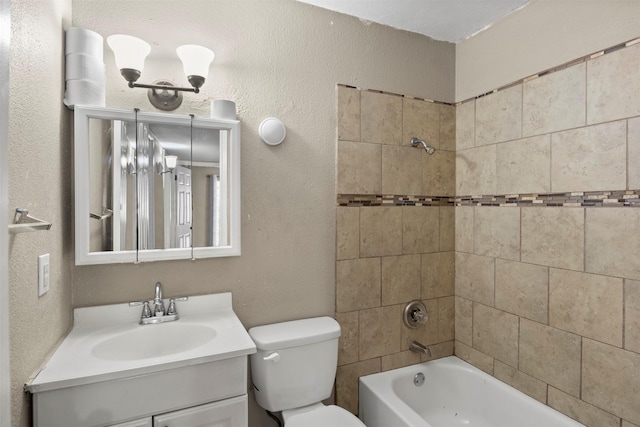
75, 107, 240, 265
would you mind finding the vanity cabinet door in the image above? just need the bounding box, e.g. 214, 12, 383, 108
109, 418, 152, 427
153, 395, 247, 427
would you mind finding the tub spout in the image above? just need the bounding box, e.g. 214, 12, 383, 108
409, 341, 431, 358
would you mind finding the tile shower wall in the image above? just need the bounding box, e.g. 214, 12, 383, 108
455, 41, 640, 427
335, 85, 456, 414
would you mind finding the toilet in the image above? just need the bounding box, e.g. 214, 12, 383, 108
249, 316, 366, 426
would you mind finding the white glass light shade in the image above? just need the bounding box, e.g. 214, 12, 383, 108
176, 45, 214, 78
164, 155, 178, 169
107, 35, 151, 72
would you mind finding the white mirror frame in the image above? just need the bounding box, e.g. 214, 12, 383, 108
74, 106, 241, 265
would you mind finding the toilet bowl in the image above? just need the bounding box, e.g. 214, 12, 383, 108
248, 317, 365, 426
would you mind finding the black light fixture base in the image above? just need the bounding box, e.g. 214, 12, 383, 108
147, 80, 184, 111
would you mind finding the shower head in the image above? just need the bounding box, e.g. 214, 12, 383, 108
410, 137, 435, 155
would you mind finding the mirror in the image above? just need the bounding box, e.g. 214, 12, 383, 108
74, 106, 241, 265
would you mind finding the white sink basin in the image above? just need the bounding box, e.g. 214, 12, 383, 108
25, 292, 256, 393
91, 322, 217, 361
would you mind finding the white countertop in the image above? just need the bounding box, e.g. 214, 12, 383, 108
26, 292, 256, 393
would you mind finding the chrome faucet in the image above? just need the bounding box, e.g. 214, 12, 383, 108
153, 282, 165, 317
409, 341, 432, 358
129, 282, 188, 325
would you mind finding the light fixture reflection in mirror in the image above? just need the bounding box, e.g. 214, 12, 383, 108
161, 155, 178, 175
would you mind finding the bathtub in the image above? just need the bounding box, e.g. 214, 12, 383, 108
359, 356, 584, 427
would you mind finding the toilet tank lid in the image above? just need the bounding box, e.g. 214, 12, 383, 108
249, 316, 341, 351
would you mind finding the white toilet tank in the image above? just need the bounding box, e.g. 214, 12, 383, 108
248, 316, 341, 412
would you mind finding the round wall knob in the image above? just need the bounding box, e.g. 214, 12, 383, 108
259, 117, 286, 146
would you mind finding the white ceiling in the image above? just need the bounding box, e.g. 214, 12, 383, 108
297, 0, 531, 43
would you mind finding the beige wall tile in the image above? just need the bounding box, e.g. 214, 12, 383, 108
454, 341, 494, 375
623, 421, 640, 427
360, 206, 403, 257
336, 258, 381, 312
422, 252, 454, 299
494, 361, 548, 404
473, 207, 521, 261
381, 254, 421, 306
456, 145, 496, 196
422, 149, 455, 196
586, 208, 640, 280
337, 85, 361, 142
582, 338, 640, 425
455, 297, 473, 346
630, 117, 640, 189
521, 207, 584, 271
359, 305, 402, 359
495, 259, 548, 324
337, 207, 359, 261
402, 206, 439, 254
455, 206, 474, 253
523, 63, 586, 137
551, 121, 627, 192
548, 386, 621, 427
550, 268, 623, 346
337, 140, 382, 194
625, 279, 640, 353
381, 145, 422, 195
336, 358, 381, 415
455, 252, 495, 307
439, 104, 456, 151
403, 97, 440, 149
424, 340, 455, 362
519, 319, 582, 397
361, 91, 403, 145
402, 299, 439, 346
381, 350, 421, 371
473, 304, 519, 368
438, 296, 455, 342
587, 43, 640, 124
337, 311, 359, 365
496, 135, 551, 194
439, 207, 455, 252
476, 84, 522, 145
456, 100, 475, 150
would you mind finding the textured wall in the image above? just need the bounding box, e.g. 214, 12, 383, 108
8, 0, 73, 425
455, 0, 640, 101
334, 85, 456, 414
0, 0, 10, 424
455, 41, 640, 427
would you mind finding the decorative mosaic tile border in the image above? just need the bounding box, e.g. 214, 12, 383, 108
337, 194, 456, 207
338, 190, 640, 207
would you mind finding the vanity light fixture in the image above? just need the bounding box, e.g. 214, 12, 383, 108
107, 35, 215, 110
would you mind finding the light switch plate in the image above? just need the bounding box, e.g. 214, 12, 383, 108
38, 253, 50, 296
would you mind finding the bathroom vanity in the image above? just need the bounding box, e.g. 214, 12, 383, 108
25, 293, 256, 427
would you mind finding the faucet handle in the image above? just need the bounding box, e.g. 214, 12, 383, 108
166, 296, 188, 316
141, 301, 152, 318
129, 300, 152, 318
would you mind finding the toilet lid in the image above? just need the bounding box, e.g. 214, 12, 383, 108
286, 405, 366, 427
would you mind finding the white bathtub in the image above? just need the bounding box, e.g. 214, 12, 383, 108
359, 356, 584, 427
